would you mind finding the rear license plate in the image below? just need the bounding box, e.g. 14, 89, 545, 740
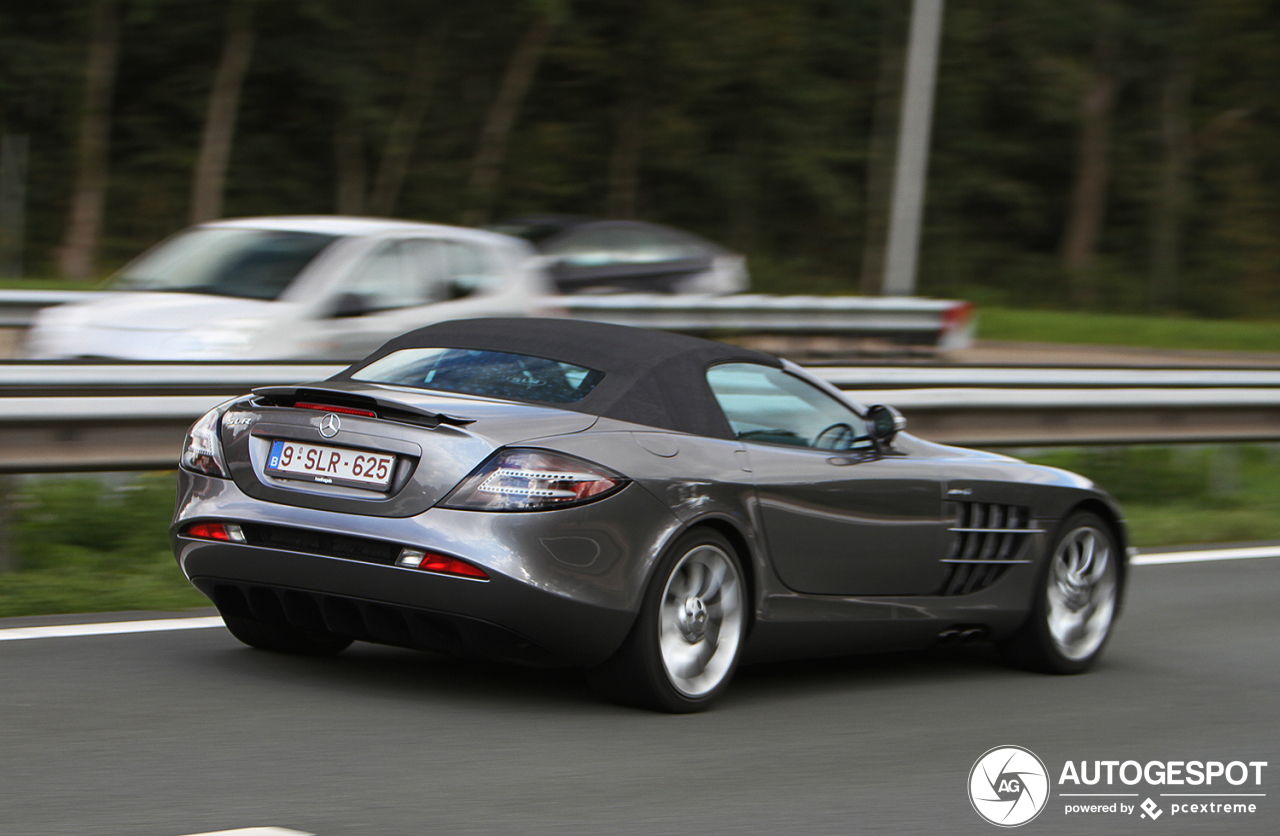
265, 439, 395, 490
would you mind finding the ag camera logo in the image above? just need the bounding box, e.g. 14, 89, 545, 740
969, 746, 1051, 827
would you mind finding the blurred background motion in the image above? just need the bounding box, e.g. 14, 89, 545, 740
4, 0, 1280, 616
0, 0, 1277, 314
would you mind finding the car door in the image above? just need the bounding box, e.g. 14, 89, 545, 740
311, 237, 450, 358
707, 363, 949, 596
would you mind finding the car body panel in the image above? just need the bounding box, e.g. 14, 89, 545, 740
171, 318, 1127, 674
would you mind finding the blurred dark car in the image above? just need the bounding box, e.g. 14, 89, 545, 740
487, 216, 748, 294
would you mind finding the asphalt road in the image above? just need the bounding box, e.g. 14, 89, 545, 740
1, 556, 1277, 836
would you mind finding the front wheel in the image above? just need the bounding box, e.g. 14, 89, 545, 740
1000, 511, 1122, 674
588, 529, 747, 712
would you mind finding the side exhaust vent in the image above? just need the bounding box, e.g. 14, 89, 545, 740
938, 502, 1042, 596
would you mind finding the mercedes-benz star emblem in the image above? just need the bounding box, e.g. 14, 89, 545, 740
318, 413, 341, 438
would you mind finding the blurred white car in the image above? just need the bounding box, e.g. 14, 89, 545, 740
25, 216, 551, 361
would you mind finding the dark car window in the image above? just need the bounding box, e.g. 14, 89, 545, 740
707, 363, 870, 450
113, 227, 338, 300
352, 347, 604, 404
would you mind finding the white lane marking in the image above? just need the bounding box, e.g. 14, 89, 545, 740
1132, 545, 1280, 565
0, 616, 224, 642
177, 829, 313, 836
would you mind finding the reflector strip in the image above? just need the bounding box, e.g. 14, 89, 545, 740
0, 616, 224, 642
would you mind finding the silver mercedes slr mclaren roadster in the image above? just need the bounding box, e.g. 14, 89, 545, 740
172, 318, 1126, 712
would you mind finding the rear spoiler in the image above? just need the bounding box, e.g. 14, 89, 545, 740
251, 385, 476, 427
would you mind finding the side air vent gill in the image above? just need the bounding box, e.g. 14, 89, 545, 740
938, 502, 1043, 596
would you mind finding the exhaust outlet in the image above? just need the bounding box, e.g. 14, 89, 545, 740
938, 626, 988, 646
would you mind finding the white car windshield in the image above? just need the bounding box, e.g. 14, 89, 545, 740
113, 227, 339, 300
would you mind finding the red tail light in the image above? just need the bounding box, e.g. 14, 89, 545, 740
182, 522, 246, 543
396, 548, 489, 580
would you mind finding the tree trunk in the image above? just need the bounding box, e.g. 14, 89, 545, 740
1149, 59, 1193, 311
1060, 45, 1119, 307
333, 110, 366, 216
463, 14, 557, 226
190, 0, 255, 225
606, 99, 641, 219
56, 0, 120, 280
365, 25, 444, 218
860, 0, 909, 295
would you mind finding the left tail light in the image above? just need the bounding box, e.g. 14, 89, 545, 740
181, 403, 232, 478
441, 448, 628, 511
180, 521, 246, 543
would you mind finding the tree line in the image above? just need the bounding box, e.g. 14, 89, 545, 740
1, 0, 1278, 317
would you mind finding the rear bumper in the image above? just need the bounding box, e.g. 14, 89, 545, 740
172, 470, 685, 665
178, 540, 634, 665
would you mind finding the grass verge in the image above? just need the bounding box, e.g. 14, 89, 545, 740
977, 307, 1280, 353
0, 473, 206, 618
1019, 445, 1280, 547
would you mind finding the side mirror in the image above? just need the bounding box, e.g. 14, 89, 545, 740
326, 292, 375, 318
446, 277, 479, 300
865, 404, 907, 444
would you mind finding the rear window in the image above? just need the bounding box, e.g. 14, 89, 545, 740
351, 348, 604, 404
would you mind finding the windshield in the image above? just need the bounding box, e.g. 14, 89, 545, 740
352, 347, 605, 404
113, 227, 339, 300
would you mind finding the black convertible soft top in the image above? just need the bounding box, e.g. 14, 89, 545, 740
336, 317, 781, 438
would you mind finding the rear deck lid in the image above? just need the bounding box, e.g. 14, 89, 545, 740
219, 382, 598, 517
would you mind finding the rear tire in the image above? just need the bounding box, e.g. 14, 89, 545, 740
588, 529, 747, 713
221, 613, 353, 657
999, 511, 1122, 674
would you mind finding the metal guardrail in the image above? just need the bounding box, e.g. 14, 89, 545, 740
0, 290, 976, 349
812, 366, 1280, 388
557, 294, 975, 348
2, 362, 1280, 472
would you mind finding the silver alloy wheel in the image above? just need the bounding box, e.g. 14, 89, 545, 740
1046, 525, 1118, 661
658, 543, 744, 697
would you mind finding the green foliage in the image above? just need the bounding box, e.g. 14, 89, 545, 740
0, 473, 207, 617
976, 307, 1280, 352
1024, 446, 1213, 504
1021, 445, 1280, 547
4, 0, 1280, 313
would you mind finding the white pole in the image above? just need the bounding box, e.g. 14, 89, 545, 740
882, 0, 945, 297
